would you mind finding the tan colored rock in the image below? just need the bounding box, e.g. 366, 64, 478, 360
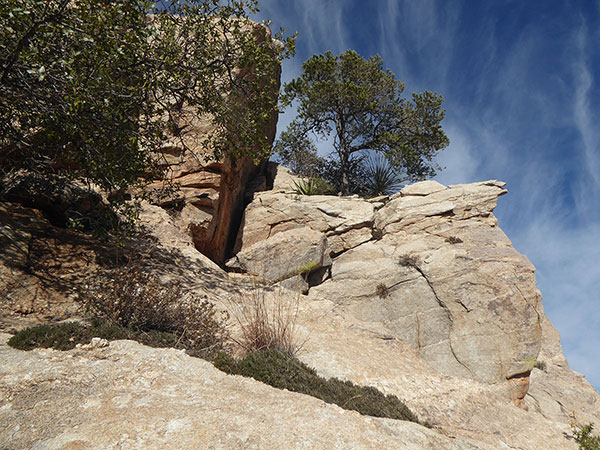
234, 191, 375, 257
310, 181, 540, 391
0, 334, 496, 450
266, 162, 302, 193
400, 180, 447, 196
226, 226, 330, 282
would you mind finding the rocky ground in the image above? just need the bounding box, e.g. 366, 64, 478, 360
1, 173, 599, 449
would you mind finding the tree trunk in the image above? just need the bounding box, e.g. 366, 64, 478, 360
339, 150, 350, 196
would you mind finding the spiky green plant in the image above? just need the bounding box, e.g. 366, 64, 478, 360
293, 177, 332, 195
364, 155, 405, 196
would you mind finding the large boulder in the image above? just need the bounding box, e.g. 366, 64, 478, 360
233, 178, 543, 404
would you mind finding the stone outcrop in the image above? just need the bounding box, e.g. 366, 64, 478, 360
230, 177, 543, 404
0, 334, 493, 450
144, 23, 281, 264
2, 169, 600, 449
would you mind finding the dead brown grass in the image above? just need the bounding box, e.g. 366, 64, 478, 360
227, 280, 306, 356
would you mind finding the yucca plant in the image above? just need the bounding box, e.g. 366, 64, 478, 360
364, 155, 405, 196
293, 177, 332, 195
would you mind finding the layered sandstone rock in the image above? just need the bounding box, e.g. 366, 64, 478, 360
144, 23, 281, 264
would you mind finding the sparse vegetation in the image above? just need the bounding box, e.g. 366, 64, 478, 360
372, 227, 384, 240
445, 236, 463, 244
376, 283, 389, 298
227, 283, 305, 356
398, 254, 419, 268
573, 423, 600, 450
8, 321, 180, 352
78, 254, 229, 358
213, 348, 422, 423
293, 177, 333, 195
524, 357, 547, 372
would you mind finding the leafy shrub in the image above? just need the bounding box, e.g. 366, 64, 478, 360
214, 349, 421, 423
534, 360, 547, 371
573, 423, 600, 450
445, 236, 463, 244
376, 283, 389, 298
293, 177, 333, 195
227, 283, 304, 356
79, 255, 229, 358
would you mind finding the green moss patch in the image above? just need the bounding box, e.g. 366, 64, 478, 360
213, 349, 421, 424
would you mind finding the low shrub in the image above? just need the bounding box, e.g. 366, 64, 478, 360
398, 254, 419, 268
214, 349, 421, 423
7, 321, 178, 351
445, 236, 463, 244
573, 423, 600, 450
79, 254, 229, 358
293, 177, 332, 195
376, 283, 389, 298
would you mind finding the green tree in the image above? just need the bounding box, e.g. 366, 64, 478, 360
0, 0, 293, 211
277, 50, 449, 196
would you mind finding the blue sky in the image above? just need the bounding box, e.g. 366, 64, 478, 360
254, 0, 600, 391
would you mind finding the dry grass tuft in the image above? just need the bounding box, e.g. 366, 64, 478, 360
227, 280, 306, 356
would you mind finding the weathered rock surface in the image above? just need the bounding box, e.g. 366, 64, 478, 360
231, 177, 543, 405
226, 226, 330, 283
2, 171, 600, 449
143, 23, 281, 264
0, 334, 492, 450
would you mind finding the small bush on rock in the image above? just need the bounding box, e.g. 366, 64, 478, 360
228, 283, 304, 356
213, 348, 422, 424
573, 423, 600, 450
445, 236, 463, 244
398, 254, 419, 268
376, 283, 389, 298
7, 321, 183, 351
80, 255, 229, 358
293, 177, 333, 195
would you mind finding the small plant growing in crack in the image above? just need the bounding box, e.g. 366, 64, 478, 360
524, 357, 547, 372
376, 283, 389, 298
445, 236, 463, 244
398, 254, 419, 269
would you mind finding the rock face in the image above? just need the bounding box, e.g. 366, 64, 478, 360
144, 23, 281, 264
231, 178, 543, 401
223, 176, 568, 410
2, 170, 600, 449
0, 334, 493, 450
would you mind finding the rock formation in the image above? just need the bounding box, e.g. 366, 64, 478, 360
2, 168, 600, 449
230, 177, 543, 403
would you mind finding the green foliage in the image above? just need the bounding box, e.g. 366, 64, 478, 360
524, 357, 547, 372
1, 0, 294, 210
278, 50, 448, 195
8, 321, 179, 352
364, 154, 404, 196
573, 423, 600, 450
293, 177, 332, 195
213, 348, 422, 423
